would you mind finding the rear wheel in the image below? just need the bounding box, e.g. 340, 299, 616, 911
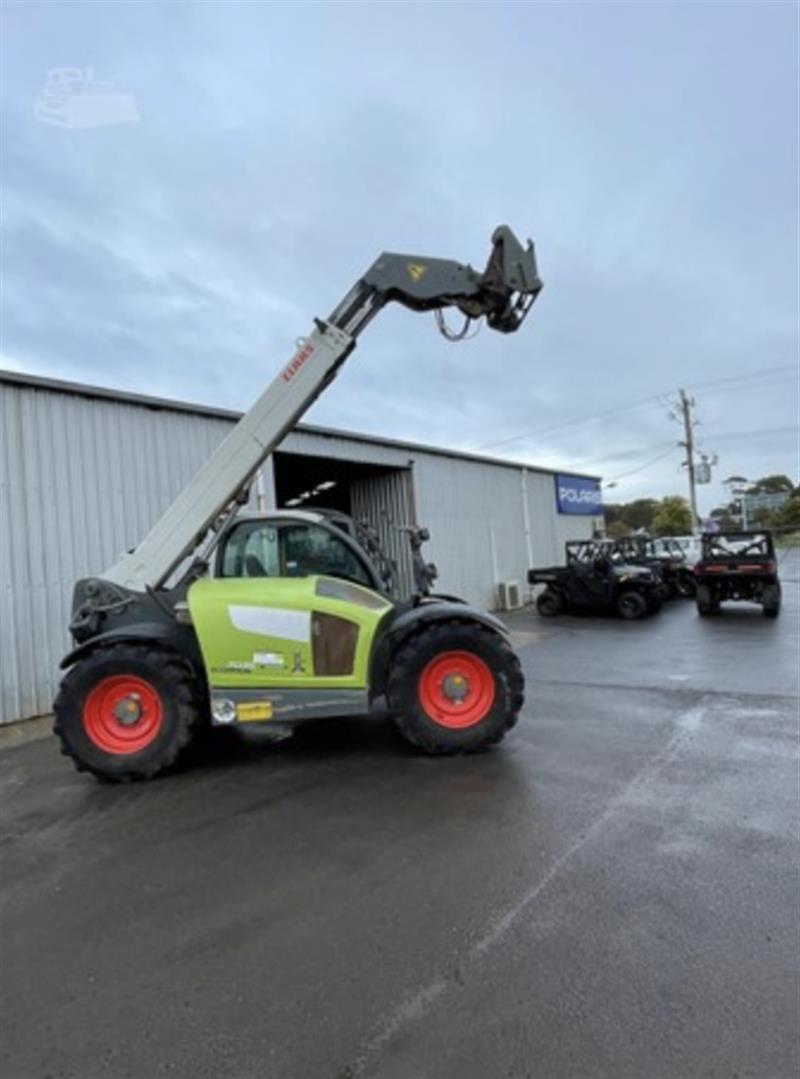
54, 643, 202, 781
616, 590, 648, 620
536, 588, 562, 617
762, 583, 781, 618
696, 583, 717, 617
387, 622, 524, 755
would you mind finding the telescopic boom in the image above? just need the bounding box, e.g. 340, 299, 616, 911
103, 226, 542, 592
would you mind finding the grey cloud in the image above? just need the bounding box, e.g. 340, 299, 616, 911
1, 0, 797, 510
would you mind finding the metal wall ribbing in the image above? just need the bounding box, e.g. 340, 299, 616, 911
1, 381, 234, 724
0, 374, 597, 724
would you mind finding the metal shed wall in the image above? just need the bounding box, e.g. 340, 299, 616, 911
0, 375, 597, 724
0, 380, 233, 726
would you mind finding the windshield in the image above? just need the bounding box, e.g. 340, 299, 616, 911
703, 532, 772, 558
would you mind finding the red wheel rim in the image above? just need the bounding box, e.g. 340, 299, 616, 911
418, 651, 495, 729
82, 675, 163, 754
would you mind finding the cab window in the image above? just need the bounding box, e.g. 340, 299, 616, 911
282, 525, 372, 586
219, 521, 373, 587
221, 523, 280, 578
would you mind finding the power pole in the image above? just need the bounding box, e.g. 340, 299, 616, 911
678, 388, 699, 533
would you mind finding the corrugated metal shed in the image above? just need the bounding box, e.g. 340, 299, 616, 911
0, 371, 600, 725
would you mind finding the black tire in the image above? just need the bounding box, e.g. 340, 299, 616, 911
696, 583, 715, 617
387, 621, 524, 755
762, 584, 781, 619
616, 590, 648, 620
676, 573, 697, 598
646, 592, 663, 616
53, 643, 202, 781
536, 588, 563, 617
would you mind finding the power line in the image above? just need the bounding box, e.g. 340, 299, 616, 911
606, 444, 680, 484
549, 438, 677, 470
704, 425, 800, 442
686, 364, 797, 392
477, 363, 799, 452
573, 424, 798, 477
692, 371, 798, 402
604, 444, 682, 483
478, 394, 664, 450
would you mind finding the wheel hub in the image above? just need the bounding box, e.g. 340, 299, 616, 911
112, 694, 142, 726
418, 651, 496, 729
442, 673, 470, 703
82, 675, 164, 754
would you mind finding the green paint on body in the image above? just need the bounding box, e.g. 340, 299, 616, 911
188, 575, 392, 692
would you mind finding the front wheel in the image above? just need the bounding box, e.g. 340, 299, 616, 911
54, 643, 202, 781
676, 573, 697, 598
616, 590, 648, 620
387, 622, 524, 755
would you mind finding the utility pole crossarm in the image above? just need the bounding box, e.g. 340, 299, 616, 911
102, 226, 543, 592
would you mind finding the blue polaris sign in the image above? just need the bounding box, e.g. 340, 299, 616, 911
555, 474, 603, 516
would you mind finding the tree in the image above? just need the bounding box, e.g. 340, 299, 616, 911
603, 503, 625, 528
651, 495, 693, 536
709, 507, 737, 529
772, 491, 800, 530
749, 474, 794, 494
606, 519, 631, 539
750, 507, 774, 526
620, 498, 658, 531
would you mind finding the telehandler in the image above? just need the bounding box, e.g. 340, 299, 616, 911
54, 227, 543, 780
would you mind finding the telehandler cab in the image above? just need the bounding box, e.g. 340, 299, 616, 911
54, 227, 543, 780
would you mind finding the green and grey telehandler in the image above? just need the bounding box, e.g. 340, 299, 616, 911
54, 227, 543, 780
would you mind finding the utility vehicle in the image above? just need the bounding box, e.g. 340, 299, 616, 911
694, 531, 781, 617
528, 540, 662, 620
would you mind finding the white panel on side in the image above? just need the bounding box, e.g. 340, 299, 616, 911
229, 606, 311, 642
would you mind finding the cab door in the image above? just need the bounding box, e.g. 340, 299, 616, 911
195, 518, 391, 694
188, 574, 391, 693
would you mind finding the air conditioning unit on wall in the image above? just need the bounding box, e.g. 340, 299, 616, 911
496, 579, 523, 611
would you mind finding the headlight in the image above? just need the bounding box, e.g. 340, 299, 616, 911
211, 698, 237, 725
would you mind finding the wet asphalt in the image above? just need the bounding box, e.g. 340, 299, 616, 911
1, 552, 798, 1079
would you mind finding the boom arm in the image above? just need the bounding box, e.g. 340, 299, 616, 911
104, 226, 542, 592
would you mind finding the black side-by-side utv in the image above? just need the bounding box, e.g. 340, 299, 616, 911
694, 531, 781, 617
529, 540, 663, 620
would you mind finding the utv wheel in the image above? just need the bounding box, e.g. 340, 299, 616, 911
616, 591, 648, 620
762, 584, 781, 618
696, 584, 715, 617
646, 593, 663, 616
677, 574, 697, 598
54, 644, 202, 781
387, 622, 524, 755
536, 588, 562, 617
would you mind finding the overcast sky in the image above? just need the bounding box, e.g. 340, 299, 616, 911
2, 0, 798, 513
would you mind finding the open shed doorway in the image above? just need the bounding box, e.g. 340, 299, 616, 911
272, 450, 417, 598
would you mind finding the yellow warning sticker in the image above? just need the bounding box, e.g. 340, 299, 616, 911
407, 262, 428, 283
236, 700, 274, 722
